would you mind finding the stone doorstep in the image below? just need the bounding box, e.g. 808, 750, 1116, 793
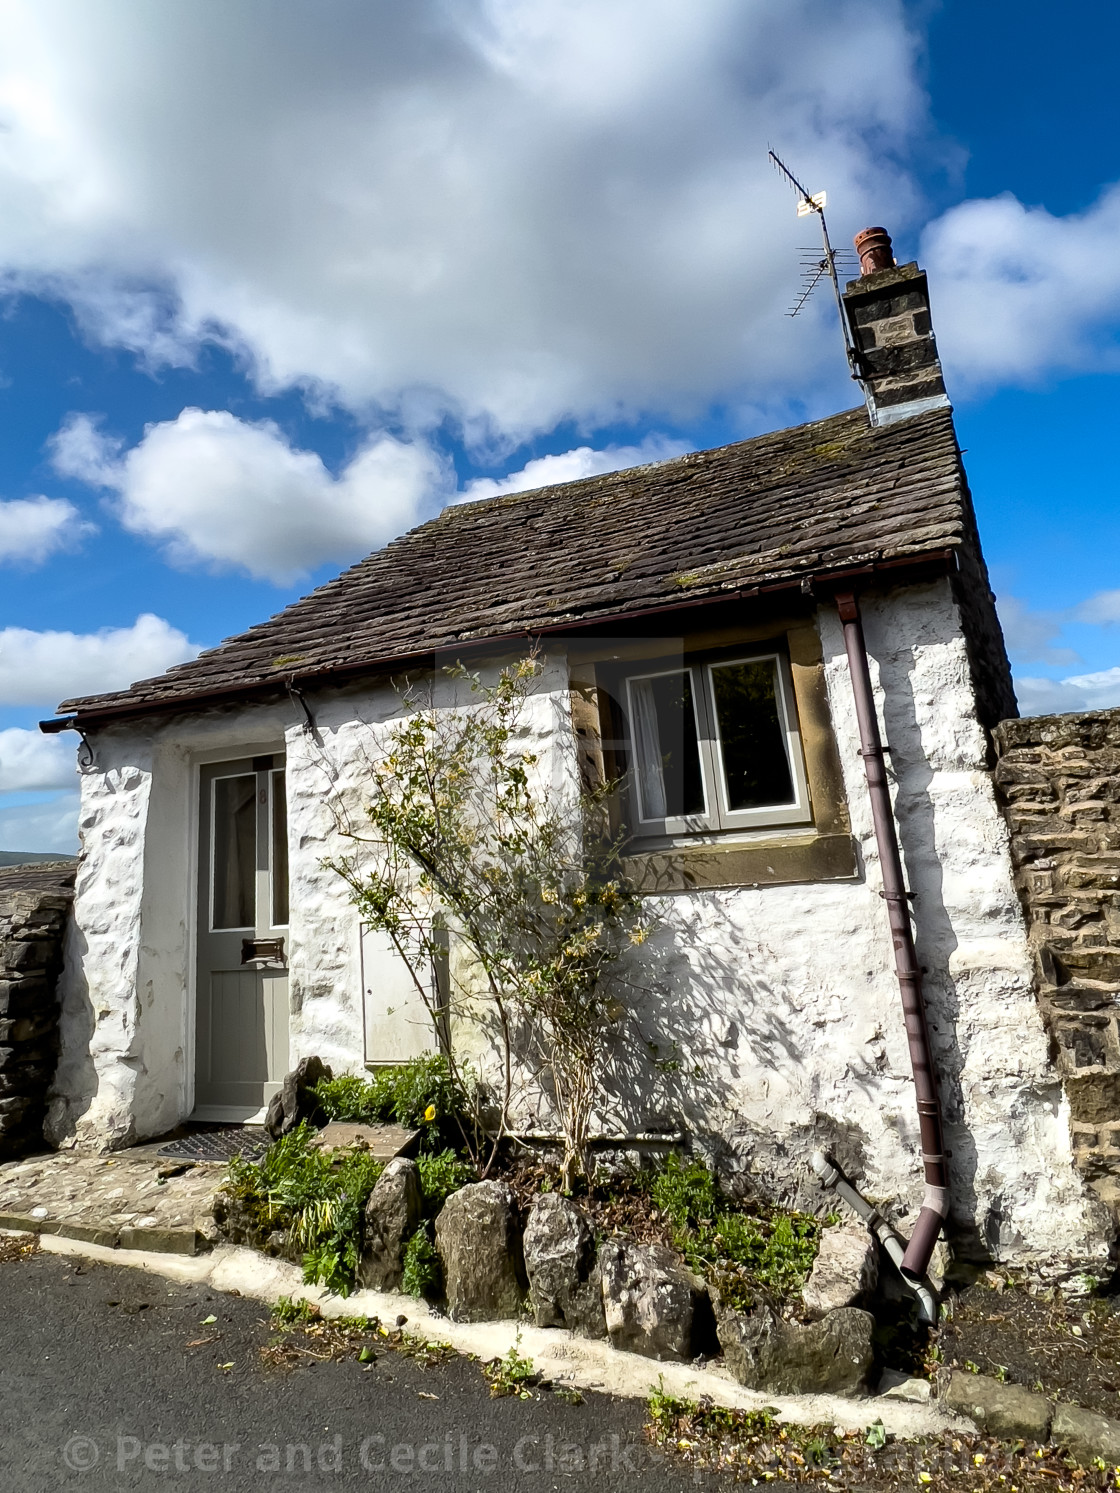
944, 1369, 1120, 1464
308, 1122, 419, 1160
0, 1212, 204, 1255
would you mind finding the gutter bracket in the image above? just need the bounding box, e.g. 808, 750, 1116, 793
286, 677, 316, 737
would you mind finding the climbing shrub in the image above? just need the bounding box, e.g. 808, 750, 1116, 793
327, 654, 649, 1189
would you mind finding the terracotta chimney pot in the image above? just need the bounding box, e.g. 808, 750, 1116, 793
854, 227, 896, 276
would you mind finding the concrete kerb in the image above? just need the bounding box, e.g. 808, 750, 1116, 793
3, 1226, 966, 1441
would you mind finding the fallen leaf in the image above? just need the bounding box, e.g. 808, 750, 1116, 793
200, 1314, 217, 1325
218, 1362, 234, 1371
418, 1392, 439, 1401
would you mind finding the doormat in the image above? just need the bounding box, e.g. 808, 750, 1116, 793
155, 1127, 271, 1163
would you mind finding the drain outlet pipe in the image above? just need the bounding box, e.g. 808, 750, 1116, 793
810, 1151, 937, 1326
835, 590, 950, 1280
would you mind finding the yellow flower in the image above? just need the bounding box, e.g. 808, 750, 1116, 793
423, 1104, 437, 1122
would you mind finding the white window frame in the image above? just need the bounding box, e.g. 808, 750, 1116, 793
624, 652, 812, 840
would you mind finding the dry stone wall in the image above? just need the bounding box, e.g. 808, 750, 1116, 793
994, 712, 1120, 1216
0, 864, 74, 1158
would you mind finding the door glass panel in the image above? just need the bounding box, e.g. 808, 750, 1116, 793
629, 671, 705, 821
271, 769, 289, 927
709, 659, 795, 809
212, 774, 257, 929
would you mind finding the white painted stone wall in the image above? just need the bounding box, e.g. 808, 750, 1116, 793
610, 581, 1107, 1267
45, 584, 1109, 1266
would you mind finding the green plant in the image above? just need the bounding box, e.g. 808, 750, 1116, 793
484, 1331, 538, 1399
401, 1227, 442, 1299
223, 1123, 384, 1296
416, 1149, 476, 1214
647, 1375, 681, 1422
271, 1295, 320, 1327
649, 1152, 717, 1226
865, 1420, 888, 1451
327, 654, 649, 1189
312, 1055, 464, 1136
804, 1434, 834, 1467
640, 1154, 821, 1306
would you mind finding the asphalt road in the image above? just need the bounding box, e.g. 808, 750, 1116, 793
0, 1248, 733, 1492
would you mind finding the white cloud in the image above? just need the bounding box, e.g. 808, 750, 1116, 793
49, 412, 121, 488
53, 408, 450, 583
0, 727, 76, 791
0, 494, 89, 564
923, 185, 1120, 387
1075, 590, 1120, 626
460, 436, 690, 502
0, 612, 201, 708
0, 0, 926, 440
1016, 667, 1120, 719
996, 594, 1078, 668
0, 791, 79, 854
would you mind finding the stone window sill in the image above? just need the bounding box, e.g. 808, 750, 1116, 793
621, 830, 858, 893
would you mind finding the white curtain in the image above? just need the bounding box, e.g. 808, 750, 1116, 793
630, 677, 667, 820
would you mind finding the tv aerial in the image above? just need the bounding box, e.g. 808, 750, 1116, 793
768, 149, 860, 375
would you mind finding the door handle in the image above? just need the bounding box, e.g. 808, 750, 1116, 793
241, 937, 286, 965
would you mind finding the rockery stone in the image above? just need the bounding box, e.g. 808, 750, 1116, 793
434, 1181, 526, 1321
358, 1157, 422, 1292
714, 1292, 875, 1396
523, 1193, 606, 1338
598, 1240, 709, 1361
801, 1222, 878, 1320
265, 1055, 332, 1139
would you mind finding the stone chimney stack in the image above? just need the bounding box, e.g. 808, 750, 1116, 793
842, 227, 950, 427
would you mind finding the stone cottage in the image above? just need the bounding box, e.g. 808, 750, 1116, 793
40, 233, 1111, 1275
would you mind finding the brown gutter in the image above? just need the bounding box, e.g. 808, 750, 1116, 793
42, 549, 957, 735
834, 589, 950, 1280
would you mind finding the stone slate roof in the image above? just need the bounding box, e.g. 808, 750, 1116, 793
60, 405, 966, 721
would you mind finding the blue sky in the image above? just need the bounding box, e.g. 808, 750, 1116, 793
1, 0, 1118, 853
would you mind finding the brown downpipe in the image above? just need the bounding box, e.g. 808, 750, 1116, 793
835, 590, 950, 1280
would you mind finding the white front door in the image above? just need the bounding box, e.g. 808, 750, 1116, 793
194, 756, 290, 1121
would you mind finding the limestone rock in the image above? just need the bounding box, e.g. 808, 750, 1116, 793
434, 1181, 526, 1321
265, 1055, 332, 1139
523, 1193, 606, 1338
714, 1292, 875, 1395
801, 1222, 878, 1321
598, 1240, 708, 1361
944, 1370, 1051, 1441
1052, 1401, 1120, 1464
358, 1158, 422, 1292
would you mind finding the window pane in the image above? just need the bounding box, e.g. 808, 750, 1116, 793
630, 671, 705, 820
710, 660, 795, 809
272, 770, 289, 927
212, 774, 257, 929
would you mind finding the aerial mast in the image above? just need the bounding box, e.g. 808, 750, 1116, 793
767, 149, 861, 382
